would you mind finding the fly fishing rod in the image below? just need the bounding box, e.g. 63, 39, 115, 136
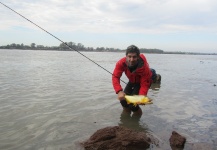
0, 2, 127, 84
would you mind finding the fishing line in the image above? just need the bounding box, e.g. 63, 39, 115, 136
0, 2, 127, 84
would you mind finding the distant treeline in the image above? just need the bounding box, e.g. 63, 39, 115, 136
0, 42, 164, 53
140, 48, 163, 53
0, 42, 216, 55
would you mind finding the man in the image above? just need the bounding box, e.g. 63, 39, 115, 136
112, 45, 161, 116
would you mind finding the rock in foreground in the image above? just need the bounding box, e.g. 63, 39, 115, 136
82, 126, 152, 150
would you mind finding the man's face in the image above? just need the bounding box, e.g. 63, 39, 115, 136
126, 53, 139, 67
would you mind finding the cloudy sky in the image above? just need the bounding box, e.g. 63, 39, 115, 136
1, 0, 217, 53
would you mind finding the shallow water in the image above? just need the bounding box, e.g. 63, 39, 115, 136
0, 49, 216, 150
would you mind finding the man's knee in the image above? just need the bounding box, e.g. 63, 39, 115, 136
150, 68, 161, 83
120, 100, 129, 108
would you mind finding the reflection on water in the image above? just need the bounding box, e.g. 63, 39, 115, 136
118, 111, 166, 149
118, 111, 149, 132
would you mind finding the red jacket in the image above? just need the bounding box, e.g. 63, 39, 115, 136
112, 54, 152, 95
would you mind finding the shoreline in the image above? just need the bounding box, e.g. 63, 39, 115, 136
0, 48, 216, 56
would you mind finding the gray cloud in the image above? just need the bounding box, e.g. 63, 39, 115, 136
1, 0, 217, 34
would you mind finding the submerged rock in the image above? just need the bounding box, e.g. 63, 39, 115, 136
169, 131, 186, 149
82, 126, 153, 150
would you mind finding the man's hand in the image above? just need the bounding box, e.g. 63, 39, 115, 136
117, 91, 125, 101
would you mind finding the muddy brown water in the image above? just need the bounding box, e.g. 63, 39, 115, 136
0, 50, 216, 149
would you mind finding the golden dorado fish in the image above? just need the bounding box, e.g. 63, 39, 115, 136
125, 95, 153, 106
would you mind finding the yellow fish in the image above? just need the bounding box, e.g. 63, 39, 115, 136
125, 95, 153, 106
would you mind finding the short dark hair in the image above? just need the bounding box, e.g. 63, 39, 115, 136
126, 45, 140, 56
